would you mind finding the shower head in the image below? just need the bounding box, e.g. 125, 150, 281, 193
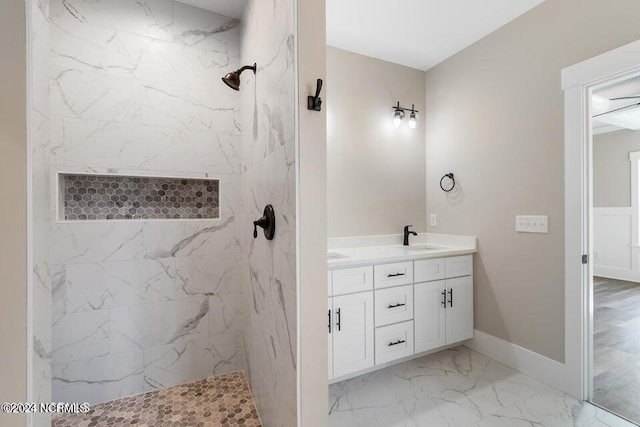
222, 63, 257, 91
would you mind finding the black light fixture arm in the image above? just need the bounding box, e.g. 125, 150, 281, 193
392, 101, 419, 114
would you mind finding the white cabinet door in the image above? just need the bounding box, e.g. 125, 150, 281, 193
328, 298, 333, 380
445, 276, 474, 343
414, 281, 446, 353
332, 292, 375, 378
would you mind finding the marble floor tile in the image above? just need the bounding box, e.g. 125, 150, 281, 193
329, 346, 635, 427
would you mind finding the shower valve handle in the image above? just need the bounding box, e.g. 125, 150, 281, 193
253, 205, 275, 240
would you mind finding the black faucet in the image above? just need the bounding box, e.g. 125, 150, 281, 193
403, 225, 417, 246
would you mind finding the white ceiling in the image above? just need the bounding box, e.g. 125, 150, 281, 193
327, 0, 546, 70
175, 0, 246, 19
593, 76, 640, 135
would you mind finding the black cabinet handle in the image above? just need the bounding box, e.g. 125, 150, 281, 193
441, 290, 447, 308
387, 272, 406, 278
336, 308, 341, 331
448, 288, 453, 308
388, 339, 406, 347
328, 309, 331, 334
387, 303, 406, 309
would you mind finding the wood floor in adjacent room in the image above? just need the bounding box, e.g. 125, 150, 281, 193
594, 276, 640, 424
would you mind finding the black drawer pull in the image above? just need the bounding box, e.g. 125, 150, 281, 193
387, 303, 406, 309
448, 288, 453, 308
387, 272, 406, 278
388, 339, 406, 347
441, 290, 447, 308
328, 310, 331, 333
336, 308, 341, 331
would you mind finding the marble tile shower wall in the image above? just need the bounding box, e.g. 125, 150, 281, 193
239, 1, 297, 426
49, 0, 246, 404
30, 0, 52, 425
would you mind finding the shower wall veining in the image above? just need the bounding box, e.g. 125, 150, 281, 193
48, 0, 246, 404
238, 0, 297, 426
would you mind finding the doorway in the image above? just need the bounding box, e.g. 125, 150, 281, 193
591, 77, 640, 423
563, 38, 640, 426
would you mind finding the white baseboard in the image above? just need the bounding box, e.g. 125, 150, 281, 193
465, 329, 568, 394
594, 266, 640, 283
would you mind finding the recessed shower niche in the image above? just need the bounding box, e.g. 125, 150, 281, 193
58, 173, 220, 221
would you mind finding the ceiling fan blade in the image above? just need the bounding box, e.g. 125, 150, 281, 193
610, 96, 640, 101
593, 102, 640, 118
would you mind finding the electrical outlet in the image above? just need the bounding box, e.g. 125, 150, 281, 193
429, 213, 437, 227
515, 215, 548, 233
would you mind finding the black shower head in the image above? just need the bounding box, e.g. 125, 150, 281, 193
222, 63, 257, 91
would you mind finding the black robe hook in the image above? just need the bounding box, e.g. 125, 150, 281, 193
307, 79, 323, 111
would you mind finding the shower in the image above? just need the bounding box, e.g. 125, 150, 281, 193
222, 63, 257, 91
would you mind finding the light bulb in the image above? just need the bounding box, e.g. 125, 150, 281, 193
393, 109, 404, 128
408, 111, 417, 129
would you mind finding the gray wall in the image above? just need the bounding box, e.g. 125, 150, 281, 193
424, 0, 640, 362
327, 47, 426, 237
593, 129, 640, 207
0, 0, 27, 425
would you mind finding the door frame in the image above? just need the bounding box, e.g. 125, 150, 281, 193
563, 38, 640, 400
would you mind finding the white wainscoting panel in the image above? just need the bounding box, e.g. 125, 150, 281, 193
593, 207, 640, 282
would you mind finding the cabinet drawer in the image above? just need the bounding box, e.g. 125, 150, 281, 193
328, 271, 333, 297
445, 255, 473, 278
375, 285, 414, 327
333, 266, 373, 295
414, 258, 445, 282
374, 262, 413, 289
375, 321, 414, 365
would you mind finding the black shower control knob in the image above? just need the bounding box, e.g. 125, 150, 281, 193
252, 205, 275, 240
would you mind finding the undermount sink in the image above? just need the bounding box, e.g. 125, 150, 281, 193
328, 252, 349, 260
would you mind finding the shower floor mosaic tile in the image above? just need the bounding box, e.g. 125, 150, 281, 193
52, 371, 261, 427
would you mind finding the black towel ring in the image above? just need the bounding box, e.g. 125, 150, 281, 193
440, 173, 456, 192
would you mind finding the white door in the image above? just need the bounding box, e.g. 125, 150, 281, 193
445, 276, 473, 343
328, 297, 333, 380
332, 292, 374, 377
414, 280, 446, 353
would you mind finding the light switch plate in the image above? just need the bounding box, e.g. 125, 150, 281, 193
516, 215, 548, 233
429, 213, 437, 227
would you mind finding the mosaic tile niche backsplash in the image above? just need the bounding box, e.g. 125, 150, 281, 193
61, 174, 220, 220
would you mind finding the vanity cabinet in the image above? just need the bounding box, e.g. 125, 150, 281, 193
328, 291, 375, 378
328, 254, 474, 382
443, 276, 473, 343
414, 280, 446, 352
414, 276, 473, 353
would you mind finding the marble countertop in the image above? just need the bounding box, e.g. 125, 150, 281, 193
328, 233, 477, 269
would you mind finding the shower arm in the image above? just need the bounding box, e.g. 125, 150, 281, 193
236, 64, 256, 75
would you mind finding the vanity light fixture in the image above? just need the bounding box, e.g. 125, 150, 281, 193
392, 102, 419, 129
